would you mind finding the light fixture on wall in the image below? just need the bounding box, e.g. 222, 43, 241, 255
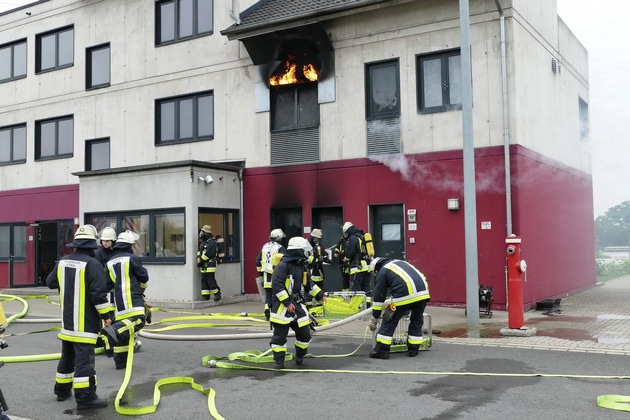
447, 198, 460, 211
198, 175, 214, 184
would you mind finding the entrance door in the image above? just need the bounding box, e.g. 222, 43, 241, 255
370, 204, 405, 260
35, 220, 75, 286
9, 224, 32, 287
312, 207, 343, 291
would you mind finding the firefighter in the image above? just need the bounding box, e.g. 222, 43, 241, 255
342, 221, 372, 305
94, 227, 117, 268
196, 225, 222, 301
95, 226, 118, 357
255, 228, 286, 320
307, 228, 330, 293
269, 237, 325, 369
333, 235, 351, 291
367, 257, 430, 359
45, 224, 115, 410
101, 230, 149, 370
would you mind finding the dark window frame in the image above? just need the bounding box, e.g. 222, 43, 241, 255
0, 38, 27, 83
155, 90, 214, 146
365, 59, 401, 120
85, 137, 110, 170
416, 48, 462, 114
198, 208, 241, 263
270, 83, 320, 131
579, 97, 589, 142
35, 115, 74, 161
86, 208, 187, 264
35, 25, 74, 73
86, 43, 111, 90
0, 224, 27, 261
0, 123, 27, 166
155, 0, 214, 46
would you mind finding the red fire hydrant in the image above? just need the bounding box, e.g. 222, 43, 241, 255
506, 235, 527, 329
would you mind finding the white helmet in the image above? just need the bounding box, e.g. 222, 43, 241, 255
270, 228, 286, 242
74, 224, 98, 240
342, 221, 353, 235
369, 257, 383, 273
117, 230, 140, 244
311, 228, 322, 239
287, 236, 313, 258
99, 227, 117, 241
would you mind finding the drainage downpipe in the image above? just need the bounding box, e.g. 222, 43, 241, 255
239, 167, 245, 294
495, 0, 513, 237
228, 0, 241, 24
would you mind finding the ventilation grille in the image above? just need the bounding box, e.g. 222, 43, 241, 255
271, 127, 320, 166
367, 117, 401, 155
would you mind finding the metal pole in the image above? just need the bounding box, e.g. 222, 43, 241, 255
460, 0, 480, 326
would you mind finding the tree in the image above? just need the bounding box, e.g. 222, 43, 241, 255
595, 200, 630, 250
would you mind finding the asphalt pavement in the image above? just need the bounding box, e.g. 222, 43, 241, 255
2, 276, 630, 419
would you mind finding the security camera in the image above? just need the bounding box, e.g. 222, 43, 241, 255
198, 175, 213, 184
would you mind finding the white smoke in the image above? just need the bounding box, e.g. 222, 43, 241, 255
369, 153, 504, 194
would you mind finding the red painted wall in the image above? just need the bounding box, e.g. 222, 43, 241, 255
0, 185, 79, 288
243, 146, 596, 309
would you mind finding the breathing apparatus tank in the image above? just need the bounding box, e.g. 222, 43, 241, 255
364, 232, 375, 257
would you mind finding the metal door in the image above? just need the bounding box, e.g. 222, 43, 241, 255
312, 207, 343, 291
370, 204, 405, 260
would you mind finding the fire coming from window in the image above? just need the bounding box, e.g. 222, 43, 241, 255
269, 54, 319, 86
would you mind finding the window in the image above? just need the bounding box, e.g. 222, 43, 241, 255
417, 49, 462, 113
365, 59, 400, 120
85, 138, 110, 170
86, 43, 110, 89
156, 0, 214, 45
36, 26, 74, 73
271, 84, 319, 131
579, 97, 589, 141
87, 209, 187, 262
270, 208, 302, 241
0, 123, 26, 165
365, 59, 401, 155
198, 209, 240, 262
35, 115, 73, 160
156, 91, 214, 145
0, 39, 26, 83
0, 225, 27, 261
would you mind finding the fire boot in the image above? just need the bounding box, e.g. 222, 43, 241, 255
273, 351, 285, 369
54, 383, 72, 402
100, 326, 119, 347
408, 344, 420, 357
76, 395, 107, 410
213, 288, 222, 302
295, 347, 307, 365
368, 343, 390, 360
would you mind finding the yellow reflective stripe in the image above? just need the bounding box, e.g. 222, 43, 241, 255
376, 334, 393, 345
386, 264, 416, 295
73, 376, 90, 389
407, 335, 425, 344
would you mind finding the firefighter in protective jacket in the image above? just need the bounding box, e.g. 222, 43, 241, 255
269, 237, 325, 369
255, 228, 286, 320
46, 224, 115, 410
343, 221, 372, 306
368, 257, 430, 359
307, 228, 330, 292
197, 225, 222, 301
101, 230, 149, 370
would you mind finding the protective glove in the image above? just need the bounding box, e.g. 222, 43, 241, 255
145, 304, 152, 324
264, 308, 270, 321
368, 316, 379, 331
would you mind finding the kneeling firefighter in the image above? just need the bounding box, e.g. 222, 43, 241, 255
368, 257, 430, 359
101, 230, 149, 370
269, 237, 325, 369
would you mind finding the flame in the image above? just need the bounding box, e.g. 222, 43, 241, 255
303, 64, 318, 82
269, 58, 318, 86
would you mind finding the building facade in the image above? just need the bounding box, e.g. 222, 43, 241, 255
0, 0, 594, 307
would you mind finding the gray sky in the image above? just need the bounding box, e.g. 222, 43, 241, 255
1, 0, 627, 217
